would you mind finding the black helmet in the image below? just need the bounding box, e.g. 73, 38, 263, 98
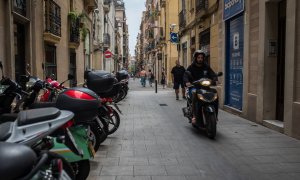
193, 50, 206, 65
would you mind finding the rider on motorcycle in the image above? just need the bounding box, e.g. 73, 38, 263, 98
183, 50, 218, 125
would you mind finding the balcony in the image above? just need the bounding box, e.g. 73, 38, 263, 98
13, 0, 26, 17
160, 0, 166, 8
69, 18, 80, 49
44, 0, 61, 44
179, 9, 186, 29
103, 33, 111, 48
85, 0, 97, 13
196, 0, 208, 14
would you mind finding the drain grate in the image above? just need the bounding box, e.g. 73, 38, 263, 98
159, 104, 168, 106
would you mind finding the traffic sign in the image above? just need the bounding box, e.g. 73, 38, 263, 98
104, 50, 112, 58
170, 32, 178, 43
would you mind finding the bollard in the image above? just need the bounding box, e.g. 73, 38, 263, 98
155, 80, 158, 93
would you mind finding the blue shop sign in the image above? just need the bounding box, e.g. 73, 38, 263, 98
225, 14, 244, 111
223, 0, 244, 20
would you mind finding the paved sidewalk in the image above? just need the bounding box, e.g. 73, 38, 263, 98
87, 79, 300, 180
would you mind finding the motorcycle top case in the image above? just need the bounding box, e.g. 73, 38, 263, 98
85, 70, 115, 94
98, 78, 121, 98
116, 70, 129, 81
56, 87, 100, 122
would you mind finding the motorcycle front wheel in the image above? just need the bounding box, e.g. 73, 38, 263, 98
205, 112, 217, 139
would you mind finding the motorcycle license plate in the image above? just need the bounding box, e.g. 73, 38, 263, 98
88, 142, 96, 157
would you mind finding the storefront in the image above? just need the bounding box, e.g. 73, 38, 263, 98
224, 0, 245, 111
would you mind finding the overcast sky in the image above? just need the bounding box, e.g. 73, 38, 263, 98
123, 0, 145, 57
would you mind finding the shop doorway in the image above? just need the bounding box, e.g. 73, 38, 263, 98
276, 0, 286, 121
14, 23, 26, 83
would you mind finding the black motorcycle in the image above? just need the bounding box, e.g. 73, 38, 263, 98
182, 72, 223, 139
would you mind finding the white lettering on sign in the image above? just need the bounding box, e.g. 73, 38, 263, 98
233, 33, 239, 50
225, 0, 241, 10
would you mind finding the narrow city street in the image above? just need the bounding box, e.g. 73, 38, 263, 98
88, 79, 300, 180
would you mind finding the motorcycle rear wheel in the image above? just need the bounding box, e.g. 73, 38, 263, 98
106, 108, 120, 135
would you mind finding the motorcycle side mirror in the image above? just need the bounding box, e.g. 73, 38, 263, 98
67, 74, 74, 80
217, 72, 223, 77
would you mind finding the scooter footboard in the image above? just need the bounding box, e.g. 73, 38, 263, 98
51, 125, 94, 162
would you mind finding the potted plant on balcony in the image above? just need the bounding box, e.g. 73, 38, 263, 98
68, 11, 78, 22
80, 26, 88, 41
68, 11, 86, 27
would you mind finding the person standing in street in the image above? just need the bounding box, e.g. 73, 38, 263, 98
171, 60, 186, 100
161, 68, 166, 89
140, 68, 147, 87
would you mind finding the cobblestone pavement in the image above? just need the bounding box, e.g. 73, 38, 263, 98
87, 79, 300, 180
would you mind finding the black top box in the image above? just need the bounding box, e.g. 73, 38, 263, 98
85, 70, 115, 94
116, 70, 129, 81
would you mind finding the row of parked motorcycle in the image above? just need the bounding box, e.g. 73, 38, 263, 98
0, 61, 129, 180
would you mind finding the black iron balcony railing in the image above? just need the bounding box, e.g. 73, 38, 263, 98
13, 0, 26, 16
70, 18, 80, 43
45, 0, 61, 37
196, 0, 208, 12
179, 9, 186, 29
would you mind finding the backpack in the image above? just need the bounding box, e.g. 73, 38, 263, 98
150, 73, 154, 79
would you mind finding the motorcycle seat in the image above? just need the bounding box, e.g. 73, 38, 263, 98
18, 107, 61, 126
0, 113, 18, 123
0, 122, 13, 141
0, 142, 37, 180
30, 102, 56, 109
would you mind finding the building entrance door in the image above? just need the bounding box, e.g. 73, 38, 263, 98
14, 23, 26, 83
276, 0, 286, 121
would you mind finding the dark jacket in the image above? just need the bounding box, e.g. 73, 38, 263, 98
183, 62, 217, 84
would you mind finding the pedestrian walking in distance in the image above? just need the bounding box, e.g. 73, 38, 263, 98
171, 60, 186, 100
140, 68, 147, 87
161, 70, 166, 89
148, 69, 154, 87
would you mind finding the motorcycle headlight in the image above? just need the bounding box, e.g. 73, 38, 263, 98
200, 80, 211, 86
26, 77, 38, 90
197, 93, 218, 102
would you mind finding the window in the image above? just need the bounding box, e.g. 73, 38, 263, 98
13, 0, 26, 16
45, 45, 57, 79
69, 50, 77, 87
199, 28, 210, 64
